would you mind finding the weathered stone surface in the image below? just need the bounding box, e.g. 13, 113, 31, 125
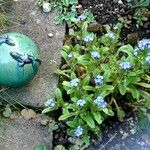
0, 114, 53, 150
2, 0, 65, 108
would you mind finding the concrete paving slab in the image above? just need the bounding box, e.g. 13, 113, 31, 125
1, 0, 65, 108
0, 114, 53, 150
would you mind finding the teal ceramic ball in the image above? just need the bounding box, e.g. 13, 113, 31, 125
0, 32, 41, 87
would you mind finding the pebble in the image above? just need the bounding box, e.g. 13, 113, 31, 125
122, 132, 129, 140
130, 128, 136, 134
118, 0, 123, 4
48, 33, 54, 37
42, 2, 51, 13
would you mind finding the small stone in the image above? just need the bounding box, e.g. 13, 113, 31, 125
114, 144, 121, 150
122, 132, 129, 140
42, 2, 51, 13
48, 33, 54, 37
118, 0, 123, 4
130, 128, 136, 134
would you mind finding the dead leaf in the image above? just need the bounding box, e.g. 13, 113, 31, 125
40, 119, 49, 126
21, 109, 36, 120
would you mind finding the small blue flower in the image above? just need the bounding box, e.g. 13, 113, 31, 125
119, 61, 131, 70
138, 39, 150, 50
145, 53, 150, 64
94, 75, 104, 85
91, 51, 100, 59
74, 126, 83, 137
76, 99, 86, 107
105, 32, 116, 40
77, 14, 86, 21
45, 99, 55, 107
83, 35, 94, 42
133, 47, 139, 56
70, 78, 79, 87
94, 96, 107, 108
68, 53, 73, 59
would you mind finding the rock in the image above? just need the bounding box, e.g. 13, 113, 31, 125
42, 2, 51, 13
2, 0, 65, 108
48, 33, 54, 38
0, 114, 53, 150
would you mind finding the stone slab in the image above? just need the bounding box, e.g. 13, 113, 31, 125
0, 114, 53, 150
1, 0, 65, 108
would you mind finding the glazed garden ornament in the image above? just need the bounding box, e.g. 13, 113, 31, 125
0, 32, 41, 87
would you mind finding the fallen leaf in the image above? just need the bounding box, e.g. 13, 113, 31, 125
21, 109, 36, 120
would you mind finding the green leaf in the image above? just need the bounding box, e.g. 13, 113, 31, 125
82, 114, 95, 128
118, 82, 126, 95
61, 50, 68, 60
42, 107, 55, 114
82, 86, 95, 91
102, 108, 114, 116
93, 112, 102, 124
116, 107, 125, 122
55, 88, 64, 105
136, 82, 150, 88
93, 68, 100, 77
143, 75, 150, 81
82, 75, 91, 86
34, 144, 48, 150
66, 121, 78, 128
62, 81, 71, 87
118, 44, 133, 57
71, 72, 76, 79
82, 135, 90, 144
59, 113, 76, 121
128, 87, 140, 100
140, 90, 150, 100
3, 107, 12, 118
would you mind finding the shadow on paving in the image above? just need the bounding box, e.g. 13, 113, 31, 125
88, 116, 150, 150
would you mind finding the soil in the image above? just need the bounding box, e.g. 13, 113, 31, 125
79, 0, 150, 43
77, 1, 150, 150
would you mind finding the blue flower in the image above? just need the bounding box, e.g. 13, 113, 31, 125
76, 99, 86, 107
133, 47, 139, 56
91, 51, 100, 59
70, 78, 79, 87
119, 61, 131, 70
74, 126, 83, 137
145, 53, 150, 64
94, 75, 104, 85
77, 14, 86, 21
45, 99, 55, 107
138, 39, 150, 51
83, 35, 94, 42
94, 96, 107, 108
68, 53, 73, 59
105, 32, 116, 40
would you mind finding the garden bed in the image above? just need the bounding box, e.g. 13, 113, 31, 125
51, 0, 150, 149
79, 0, 150, 42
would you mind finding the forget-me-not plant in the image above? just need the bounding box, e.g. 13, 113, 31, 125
94, 75, 104, 85
94, 96, 107, 108
145, 53, 150, 64
74, 126, 84, 137
91, 51, 100, 59
138, 39, 150, 50
70, 78, 79, 87
45, 99, 55, 107
77, 14, 86, 21
76, 99, 86, 107
105, 32, 116, 40
119, 61, 131, 70
83, 35, 94, 42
